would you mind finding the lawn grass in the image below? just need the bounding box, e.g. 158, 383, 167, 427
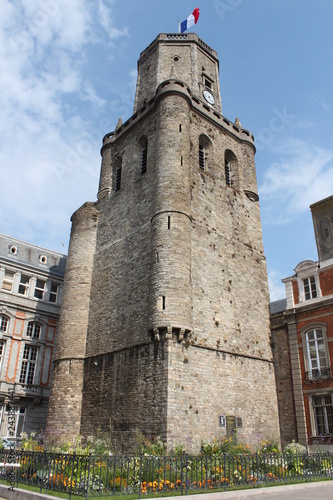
0, 476, 332, 499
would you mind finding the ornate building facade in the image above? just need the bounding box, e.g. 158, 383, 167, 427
271, 195, 333, 451
47, 33, 280, 452
0, 234, 66, 440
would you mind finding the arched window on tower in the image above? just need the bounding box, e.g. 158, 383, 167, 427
224, 150, 239, 189
114, 160, 122, 192
141, 139, 148, 174
198, 135, 212, 172
199, 145, 205, 170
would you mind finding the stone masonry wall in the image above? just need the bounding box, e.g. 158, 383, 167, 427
47, 202, 99, 439
81, 341, 168, 452
167, 341, 280, 453
270, 314, 297, 446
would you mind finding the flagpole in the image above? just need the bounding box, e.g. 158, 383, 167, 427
178, 20, 180, 33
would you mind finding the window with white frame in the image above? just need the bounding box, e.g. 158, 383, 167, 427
26, 322, 41, 339
2, 270, 14, 292
303, 276, 317, 300
0, 315, 9, 333
34, 279, 45, 300
15, 407, 26, 437
18, 275, 30, 295
49, 282, 58, 303
312, 394, 333, 435
0, 341, 5, 372
305, 328, 329, 380
19, 345, 38, 385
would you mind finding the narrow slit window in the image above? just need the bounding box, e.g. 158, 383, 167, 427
168, 216, 171, 229
162, 296, 166, 310
141, 140, 147, 174
115, 165, 122, 192
224, 150, 238, 188
156, 253, 159, 263
181, 156, 183, 166
225, 160, 231, 186
199, 145, 205, 170
179, 124, 182, 132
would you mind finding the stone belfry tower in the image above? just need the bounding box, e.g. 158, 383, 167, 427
48, 33, 280, 452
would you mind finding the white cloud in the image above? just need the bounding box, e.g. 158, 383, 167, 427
268, 270, 286, 302
260, 138, 333, 224
0, 0, 128, 252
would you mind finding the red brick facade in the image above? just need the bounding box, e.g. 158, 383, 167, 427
271, 195, 333, 451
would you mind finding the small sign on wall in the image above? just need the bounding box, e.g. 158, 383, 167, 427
219, 415, 226, 427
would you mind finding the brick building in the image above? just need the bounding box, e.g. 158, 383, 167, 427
0, 234, 66, 440
271, 195, 333, 451
47, 33, 280, 452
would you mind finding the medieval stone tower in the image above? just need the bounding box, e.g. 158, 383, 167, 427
47, 33, 280, 452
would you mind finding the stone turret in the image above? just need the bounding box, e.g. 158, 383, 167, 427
47, 202, 98, 438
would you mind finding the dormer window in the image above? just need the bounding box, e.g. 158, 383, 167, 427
294, 260, 321, 303
303, 276, 317, 300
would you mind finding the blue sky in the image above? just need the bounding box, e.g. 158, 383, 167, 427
1, 0, 333, 301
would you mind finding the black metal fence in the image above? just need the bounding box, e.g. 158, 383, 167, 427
0, 450, 332, 499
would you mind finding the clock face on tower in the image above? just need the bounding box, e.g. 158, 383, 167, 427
203, 89, 215, 105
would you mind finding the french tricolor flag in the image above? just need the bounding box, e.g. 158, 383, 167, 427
180, 8, 200, 33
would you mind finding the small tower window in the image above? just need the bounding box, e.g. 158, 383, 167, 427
141, 140, 148, 174
115, 164, 122, 192
224, 150, 238, 188
199, 145, 205, 170
225, 160, 231, 186
199, 135, 211, 172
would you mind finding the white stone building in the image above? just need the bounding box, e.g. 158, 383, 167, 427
0, 234, 66, 441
